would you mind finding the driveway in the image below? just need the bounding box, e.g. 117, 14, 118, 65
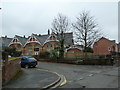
37, 62, 119, 88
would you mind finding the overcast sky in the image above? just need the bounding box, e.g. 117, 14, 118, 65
2, 1, 118, 42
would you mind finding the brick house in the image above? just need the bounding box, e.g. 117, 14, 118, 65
66, 45, 83, 53
8, 35, 28, 55
93, 37, 118, 55
2, 36, 12, 48
2, 31, 74, 56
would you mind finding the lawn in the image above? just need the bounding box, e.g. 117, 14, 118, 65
8, 57, 19, 60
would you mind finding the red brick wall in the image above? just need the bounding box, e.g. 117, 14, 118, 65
2, 58, 21, 85
23, 41, 59, 55
24, 43, 41, 55
42, 41, 59, 51
93, 38, 117, 55
67, 48, 82, 53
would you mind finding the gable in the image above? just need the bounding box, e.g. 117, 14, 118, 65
24, 34, 41, 47
9, 37, 22, 46
95, 37, 116, 45
47, 35, 57, 41
29, 37, 37, 42
13, 38, 19, 43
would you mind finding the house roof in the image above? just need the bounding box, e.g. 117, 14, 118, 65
32, 32, 73, 46
94, 37, 117, 46
3, 32, 74, 47
15, 35, 28, 46
2, 36, 13, 47
67, 44, 83, 51
33, 34, 49, 45
64, 33, 73, 45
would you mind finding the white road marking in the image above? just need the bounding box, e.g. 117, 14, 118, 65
88, 74, 94, 77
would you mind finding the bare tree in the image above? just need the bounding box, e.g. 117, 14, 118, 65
72, 11, 101, 58
51, 13, 69, 58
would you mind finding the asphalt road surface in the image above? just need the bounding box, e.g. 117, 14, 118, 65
3, 68, 59, 88
38, 62, 119, 88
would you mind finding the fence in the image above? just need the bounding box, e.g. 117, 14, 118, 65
65, 53, 99, 59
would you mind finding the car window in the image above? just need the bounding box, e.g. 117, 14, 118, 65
21, 58, 25, 61
28, 57, 36, 61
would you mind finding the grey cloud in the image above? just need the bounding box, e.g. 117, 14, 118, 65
2, 2, 118, 42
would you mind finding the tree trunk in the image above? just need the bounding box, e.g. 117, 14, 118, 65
59, 32, 64, 59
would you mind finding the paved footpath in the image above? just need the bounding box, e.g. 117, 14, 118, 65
2, 68, 59, 89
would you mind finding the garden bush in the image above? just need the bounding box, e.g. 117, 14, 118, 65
50, 50, 59, 59
39, 51, 50, 59
2, 47, 22, 59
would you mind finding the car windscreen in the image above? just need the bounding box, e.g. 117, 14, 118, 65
28, 57, 37, 61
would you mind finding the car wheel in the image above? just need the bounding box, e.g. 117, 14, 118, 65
33, 66, 36, 68
25, 65, 29, 69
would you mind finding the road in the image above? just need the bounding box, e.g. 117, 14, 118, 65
3, 68, 59, 88
38, 62, 119, 88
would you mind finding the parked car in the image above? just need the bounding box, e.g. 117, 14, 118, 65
75, 58, 84, 64
20, 56, 38, 68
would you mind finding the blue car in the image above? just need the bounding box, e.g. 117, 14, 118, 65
20, 56, 38, 68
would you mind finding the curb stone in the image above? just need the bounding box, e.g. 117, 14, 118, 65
37, 68, 67, 89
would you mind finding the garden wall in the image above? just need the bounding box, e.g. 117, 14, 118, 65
2, 58, 21, 85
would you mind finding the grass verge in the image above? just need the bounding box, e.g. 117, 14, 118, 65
12, 70, 23, 80
8, 57, 18, 60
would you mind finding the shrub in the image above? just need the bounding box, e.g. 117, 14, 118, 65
50, 50, 59, 59
39, 51, 50, 59
2, 47, 22, 59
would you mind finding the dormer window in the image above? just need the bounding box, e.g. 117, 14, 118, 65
108, 47, 111, 51
49, 36, 56, 40
13, 39, 18, 43
29, 37, 36, 42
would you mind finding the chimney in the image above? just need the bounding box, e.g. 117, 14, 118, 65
23, 35, 25, 38
5, 35, 7, 38
48, 29, 50, 35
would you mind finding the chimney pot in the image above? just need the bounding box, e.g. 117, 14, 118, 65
48, 29, 50, 35
5, 35, 7, 38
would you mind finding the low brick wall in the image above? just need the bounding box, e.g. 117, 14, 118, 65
2, 58, 21, 85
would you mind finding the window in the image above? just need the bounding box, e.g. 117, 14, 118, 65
29, 37, 36, 41
50, 37, 52, 40
108, 47, 111, 51
28, 50, 32, 55
34, 52, 39, 55
30, 38, 32, 41
28, 45, 32, 48
47, 44, 52, 47
34, 48, 39, 51
13, 39, 18, 43
33, 38, 35, 41
68, 51, 74, 53
49, 36, 56, 40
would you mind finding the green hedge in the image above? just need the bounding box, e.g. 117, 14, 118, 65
39, 51, 50, 59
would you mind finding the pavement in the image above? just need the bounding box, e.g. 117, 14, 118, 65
2, 68, 60, 89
